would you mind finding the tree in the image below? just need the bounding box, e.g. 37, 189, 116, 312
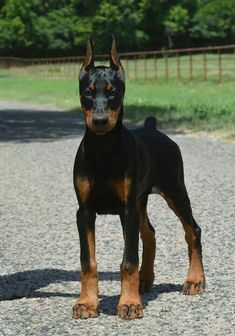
0, 0, 36, 55
0, 0, 234, 57
33, 6, 78, 56
191, 0, 235, 43
164, 5, 189, 35
91, 0, 147, 52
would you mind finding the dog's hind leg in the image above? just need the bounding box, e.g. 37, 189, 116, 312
137, 195, 156, 293
161, 187, 205, 295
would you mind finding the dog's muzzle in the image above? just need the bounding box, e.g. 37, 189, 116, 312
92, 115, 109, 126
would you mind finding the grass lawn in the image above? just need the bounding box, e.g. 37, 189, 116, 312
0, 73, 234, 139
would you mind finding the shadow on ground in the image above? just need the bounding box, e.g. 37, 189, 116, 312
0, 105, 186, 143
125, 104, 191, 131
0, 268, 182, 316
0, 108, 85, 142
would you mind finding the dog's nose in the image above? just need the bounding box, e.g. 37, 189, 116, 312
92, 116, 109, 126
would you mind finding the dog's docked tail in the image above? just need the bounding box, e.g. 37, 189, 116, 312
144, 117, 157, 130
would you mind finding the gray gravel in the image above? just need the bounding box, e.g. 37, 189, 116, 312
0, 100, 234, 335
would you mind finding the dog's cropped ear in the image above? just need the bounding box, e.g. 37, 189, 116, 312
110, 36, 123, 72
80, 37, 94, 76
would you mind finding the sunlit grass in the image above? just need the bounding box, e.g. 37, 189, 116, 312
0, 73, 234, 138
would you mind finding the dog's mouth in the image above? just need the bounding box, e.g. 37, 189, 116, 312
88, 123, 116, 135
83, 107, 119, 135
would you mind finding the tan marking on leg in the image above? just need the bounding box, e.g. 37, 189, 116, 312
87, 229, 96, 263
160, 192, 205, 294
75, 177, 91, 203
112, 177, 131, 203
118, 264, 143, 319
77, 263, 98, 305
73, 226, 99, 319
183, 225, 205, 290
73, 263, 99, 319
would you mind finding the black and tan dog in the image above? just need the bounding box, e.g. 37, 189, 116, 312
73, 37, 205, 319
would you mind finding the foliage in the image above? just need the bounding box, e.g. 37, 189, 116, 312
164, 5, 189, 35
0, 0, 235, 56
0, 0, 35, 54
33, 6, 78, 56
92, 0, 147, 52
191, 0, 235, 43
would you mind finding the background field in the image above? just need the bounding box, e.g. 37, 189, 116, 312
1, 72, 234, 139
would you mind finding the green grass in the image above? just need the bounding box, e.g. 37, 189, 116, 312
0, 73, 79, 109
125, 80, 235, 136
0, 73, 234, 139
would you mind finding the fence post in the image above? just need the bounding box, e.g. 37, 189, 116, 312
43, 60, 46, 78
68, 59, 71, 79
217, 50, 222, 83
189, 53, 193, 82
46, 59, 49, 78
73, 59, 77, 80
144, 54, 147, 82
63, 59, 66, 79
234, 48, 235, 73
203, 52, 207, 82
177, 53, 181, 83
165, 53, 169, 83
60, 60, 63, 79
6, 58, 10, 69
154, 54, 157, 80
134, 56, 137, 80
125, 57, 129, 79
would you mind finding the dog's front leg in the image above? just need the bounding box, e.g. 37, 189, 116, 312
118, 207, 143, 319
73, 207, 99, 319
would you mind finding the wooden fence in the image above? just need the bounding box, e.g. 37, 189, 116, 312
0, 44, 234, 83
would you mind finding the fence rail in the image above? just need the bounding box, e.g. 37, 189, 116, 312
0, 44, 235, 83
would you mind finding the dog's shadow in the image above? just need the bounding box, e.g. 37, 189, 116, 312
0, 269, 182, 315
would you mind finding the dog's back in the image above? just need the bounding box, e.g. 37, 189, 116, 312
132, 117, 184, 197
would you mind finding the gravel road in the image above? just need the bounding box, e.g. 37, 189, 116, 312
0, 100, 234, 335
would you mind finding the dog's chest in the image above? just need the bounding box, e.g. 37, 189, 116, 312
88, 179, 123, 214
84, 151, 126, 214
86, 148, 125, 179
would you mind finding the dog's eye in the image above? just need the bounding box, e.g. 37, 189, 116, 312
108, 89, 117, 98
84, 88, 92, 97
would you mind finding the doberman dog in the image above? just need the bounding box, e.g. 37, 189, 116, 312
72, 37, 205, 320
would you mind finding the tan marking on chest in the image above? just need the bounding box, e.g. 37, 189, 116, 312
112, 177, 132, 203
75, 177, 91, 203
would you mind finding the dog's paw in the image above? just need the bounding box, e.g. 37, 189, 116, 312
117, 304, 144, 319
72, 303, 99, 319
182, 280, 205, 295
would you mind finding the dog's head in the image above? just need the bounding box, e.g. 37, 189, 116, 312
79, 37, 125, 135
